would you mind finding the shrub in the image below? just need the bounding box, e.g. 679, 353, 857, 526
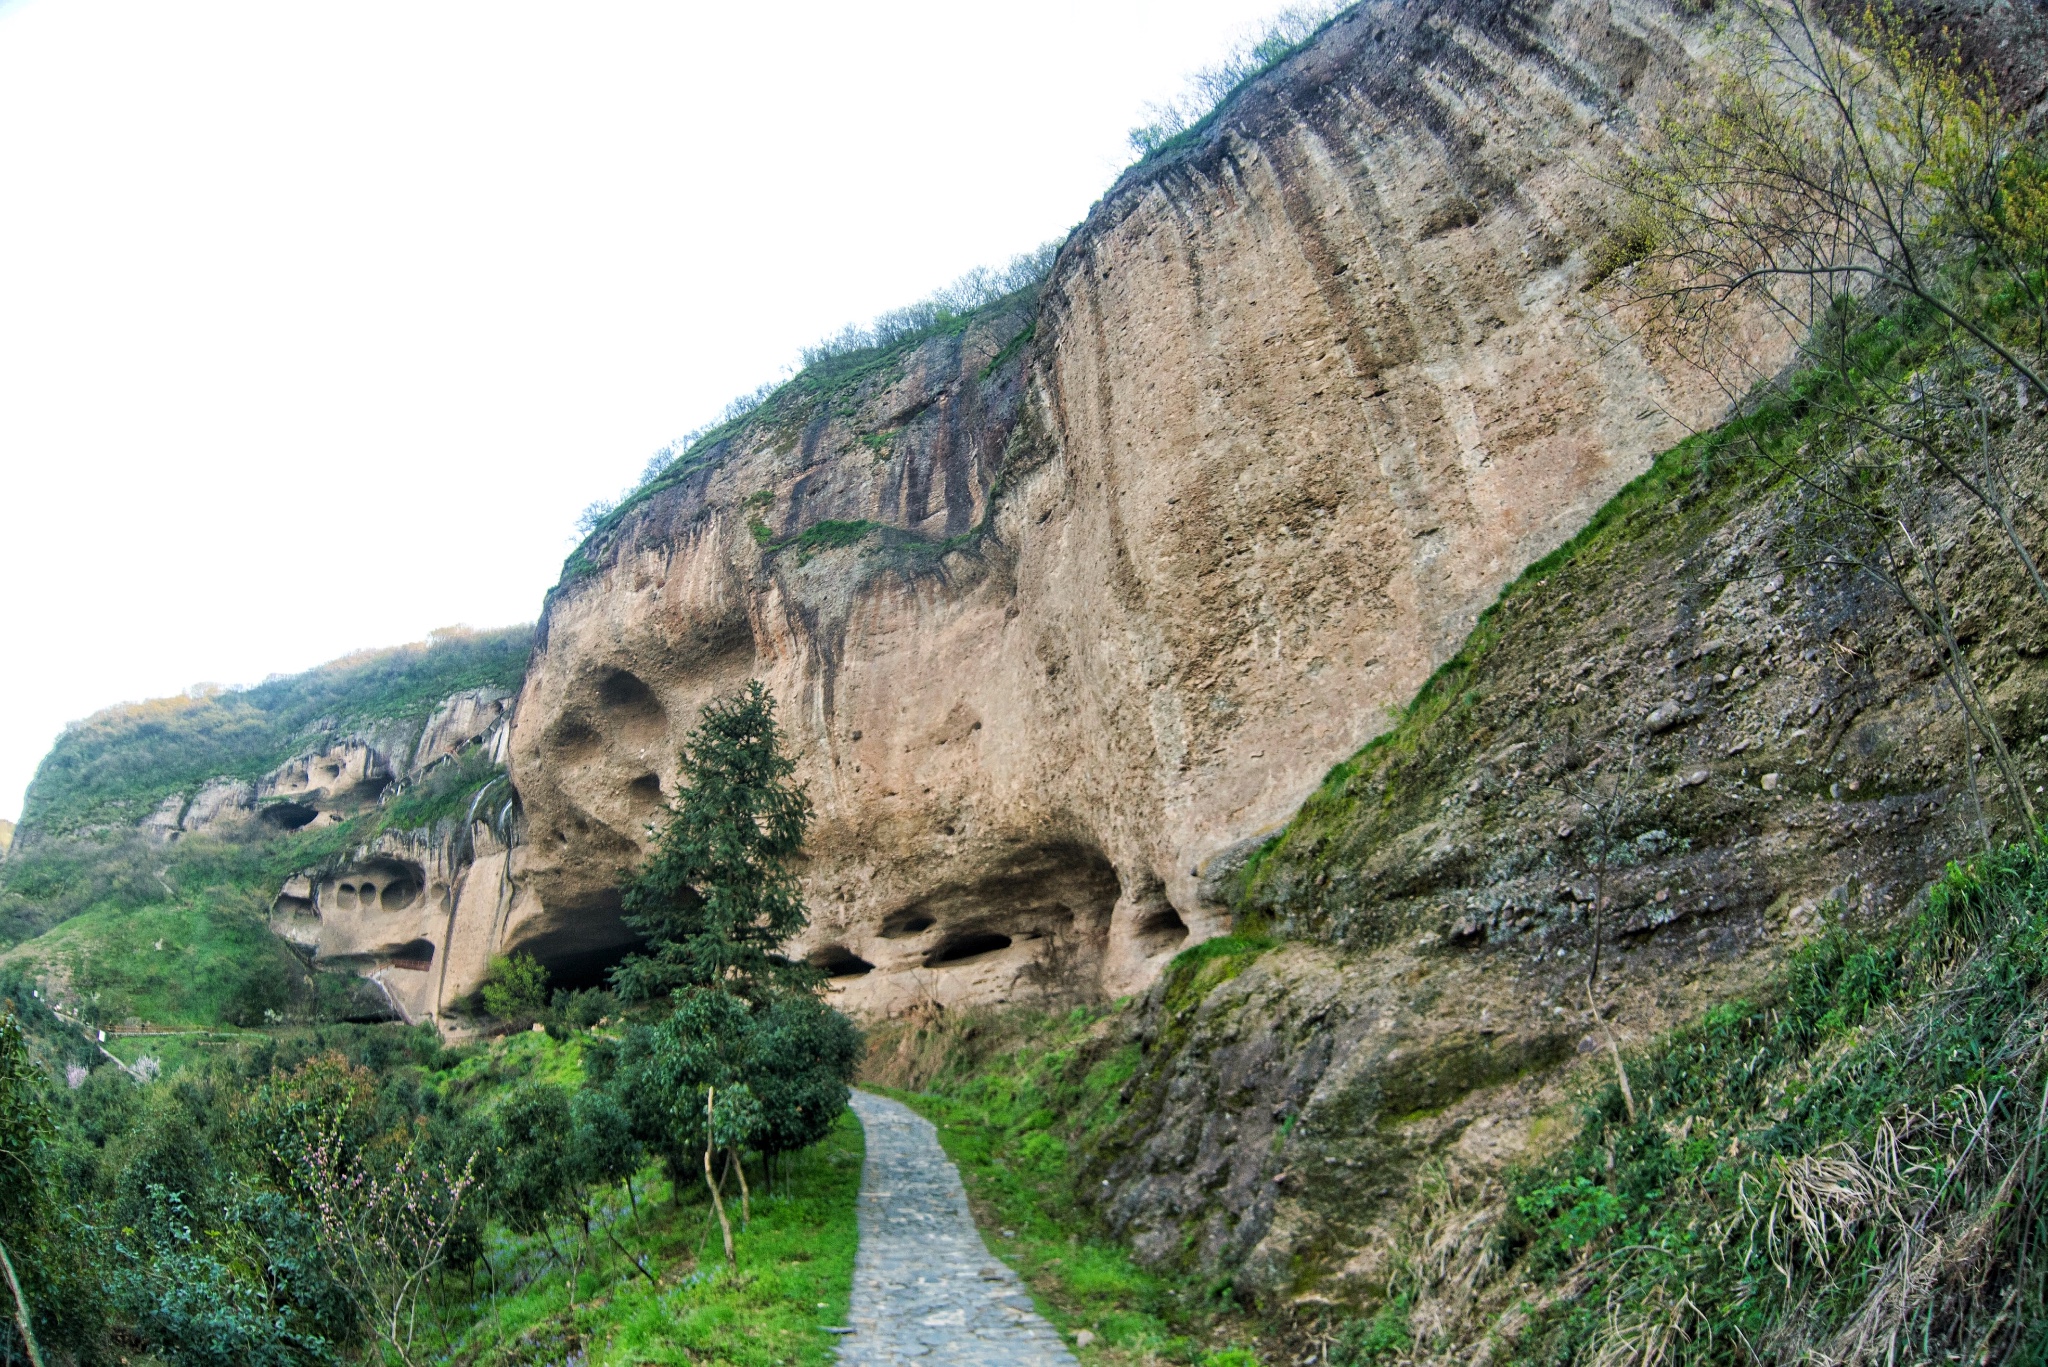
494, 1083, 576, 1235
1126, 7, 1336, 160
479, 952, 549, 1025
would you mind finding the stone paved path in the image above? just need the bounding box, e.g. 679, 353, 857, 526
837, 1090, 1079, 1365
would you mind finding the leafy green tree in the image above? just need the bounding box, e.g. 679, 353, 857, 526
570, 1088, 643, 1218
748, 991, 862, 1159
605, 989, 857, 1186
495, 1084, 576, 1236
613, 681, 816, 1003
553, 986, 618, 1029
248, 1054, 475, 1367
605, 990, 756, 1181
111, 1187, 338, 1367
479, 952, 549, 1025
700, 1082, 763, 1263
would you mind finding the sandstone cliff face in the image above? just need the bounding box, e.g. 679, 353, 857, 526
509, 0, 1769, 1016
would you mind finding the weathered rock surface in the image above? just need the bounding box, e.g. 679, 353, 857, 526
1067, 414, 2048, 1310
410, 688, 513, 777
508, 0, 1772, 1016
255, 709, 534, 1021
270, 821, 543, 1024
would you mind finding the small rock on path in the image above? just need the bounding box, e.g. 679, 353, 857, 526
838, 1090, 1078, 1365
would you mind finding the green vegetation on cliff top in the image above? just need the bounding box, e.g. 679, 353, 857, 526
557, 247, 1055, 587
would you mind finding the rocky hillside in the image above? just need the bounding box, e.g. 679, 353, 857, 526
1, 626, 533, 1027
508, 0, 1771, 1020
1066, 379, 2048, 1307
846, 356, 2048, 1356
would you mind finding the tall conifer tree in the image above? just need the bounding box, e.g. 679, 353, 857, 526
612, 681, 815, 1003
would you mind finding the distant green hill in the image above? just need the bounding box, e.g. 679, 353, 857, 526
0, 626, 532, 1027
19, 624, 531, 840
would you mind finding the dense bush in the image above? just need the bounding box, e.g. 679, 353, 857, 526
600, 988, 857, 1183
796, 240, 1060, 370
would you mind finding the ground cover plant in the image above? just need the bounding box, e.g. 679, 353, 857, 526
1315, 843, 2048, 1364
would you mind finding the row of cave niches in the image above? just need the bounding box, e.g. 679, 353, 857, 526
803, 903, 1190, 980
329, 866, 426, 913
805, 918, 1014, 979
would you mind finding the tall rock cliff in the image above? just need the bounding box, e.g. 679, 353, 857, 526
506, 0, 1772, 1015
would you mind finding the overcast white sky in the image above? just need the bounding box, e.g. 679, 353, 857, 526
0, 0, 1312, 822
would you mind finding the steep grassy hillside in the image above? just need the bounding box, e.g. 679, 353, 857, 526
865, 844, 2048, 1364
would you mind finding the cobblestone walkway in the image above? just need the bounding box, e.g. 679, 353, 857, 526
837, 1090, 1078, 1365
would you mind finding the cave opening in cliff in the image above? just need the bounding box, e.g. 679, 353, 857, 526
595, 667, 661, 714
390, 939, 435, 971
926, 932, 1013, 966
510, 889, 648, 991
880, 908, 937, 938
1135, 904, 1190, 955
809, 945, 875, 977
260, 801, 318, 831
877, 840, 1121, 984
545, 715, 602, 761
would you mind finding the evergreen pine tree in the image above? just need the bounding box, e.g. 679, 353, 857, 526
612, 681, 816, 1003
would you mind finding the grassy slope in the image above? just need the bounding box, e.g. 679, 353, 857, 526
0, 803, 468, 1020
438, 1110, 863, 1367
0, 894, 302, 1028
425, 1030, 866, 1367
1441, 847, 2048, 1364
862, 870, 2048, 1364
